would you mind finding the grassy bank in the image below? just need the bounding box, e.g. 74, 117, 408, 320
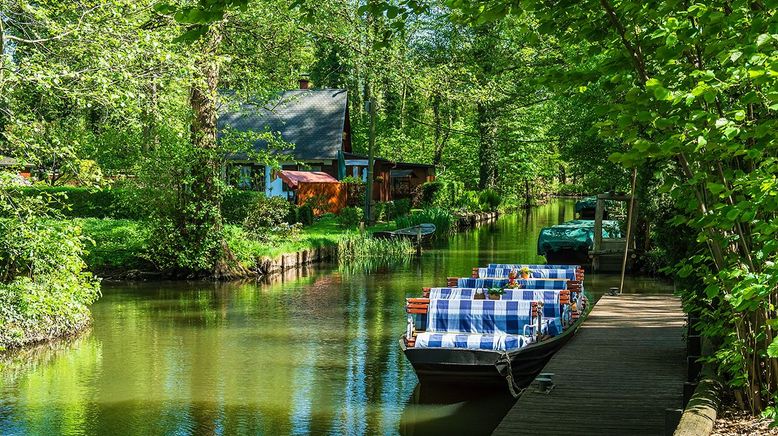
73, 215, 397, 275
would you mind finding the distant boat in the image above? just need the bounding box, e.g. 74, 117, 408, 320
373, 224, 436, 241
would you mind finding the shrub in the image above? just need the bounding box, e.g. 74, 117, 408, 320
557, 183, 586, 196
416, 180, 465, 209
0, 184, 100, 349
338, 206, 364, 228
15, 186, 145, 219
479, 189, 501, 211
374, 201, 395, 222
459, 190, 482, 212
242, 196, 294, 241
393, 198, 411, 217
340, 176, 364, 184
222, 189, 264, 224
297, 204, 314, 225
417, 180, 444, 206
303, 193, 330, 216
396, 207, 456, 238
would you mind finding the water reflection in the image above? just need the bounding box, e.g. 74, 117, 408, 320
0, 201, 672, 435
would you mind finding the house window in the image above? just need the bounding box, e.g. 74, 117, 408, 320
227, 164, 265, 191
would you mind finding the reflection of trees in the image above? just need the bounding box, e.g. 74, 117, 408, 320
0, 334, 101, 435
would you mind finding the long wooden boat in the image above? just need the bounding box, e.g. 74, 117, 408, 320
399, 307, 588, 396
373, 223, 436, 240
400, 264, 589, 396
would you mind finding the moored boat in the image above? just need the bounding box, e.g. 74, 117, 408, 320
400, 264, 589, 396
373, 223, 436, 240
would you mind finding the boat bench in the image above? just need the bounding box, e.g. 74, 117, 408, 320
447, 278, 583, 295
473, 267, 584, 281
422, 288, 571, 319
488, 263, 582, 270
413, 332, 531, 351
405, 299, 563, 349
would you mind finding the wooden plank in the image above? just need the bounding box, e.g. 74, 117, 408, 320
494, 294, 685, 436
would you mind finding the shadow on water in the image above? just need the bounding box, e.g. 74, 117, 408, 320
400, 383, 517, 435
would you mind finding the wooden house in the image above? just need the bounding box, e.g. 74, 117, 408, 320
218, 80, 434, 201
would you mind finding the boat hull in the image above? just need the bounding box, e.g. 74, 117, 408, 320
401, 315, 585, 393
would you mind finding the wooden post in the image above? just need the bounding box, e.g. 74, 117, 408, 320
593, 196, 605, 271
619, 167, 638, 294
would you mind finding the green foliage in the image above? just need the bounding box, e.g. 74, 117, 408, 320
416, 180, 465, 209
373, 201, 395, 222
79, 219, 151, 271
479, 189, 501, 211
395, 207, 456, 238
444, 0, 778, 414
0, 180, 100, 348
337, 206, 364, 228
393, 199, 411, 217
242, 196, 293, 238
15, 187, 146, 220
340, 176, 364, 184
296, 204, 315, 226
556, 183, 587, 196
222, 189, 265, 224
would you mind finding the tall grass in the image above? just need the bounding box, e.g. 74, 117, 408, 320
337, 233, 414, 273
395, 208, 457, 238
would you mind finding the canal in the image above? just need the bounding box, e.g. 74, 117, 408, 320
0, 199, 673, 435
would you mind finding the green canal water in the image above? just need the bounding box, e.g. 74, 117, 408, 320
0, 200, 673, 435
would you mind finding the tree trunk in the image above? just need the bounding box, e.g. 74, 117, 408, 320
188, 26, 247, 279
477, 102, 498, 189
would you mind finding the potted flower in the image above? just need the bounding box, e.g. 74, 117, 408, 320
474, 288, 486, 300
520, 266, 532, 279
487, 287, 505, 300
507, 269, 519, 288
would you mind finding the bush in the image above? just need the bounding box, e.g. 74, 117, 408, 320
14, 186, 266, 225
479, 189, 501, 211
557, 183, 586, 196
222, 189, 264, 224
459, 190, 482, 212
242, 196, 294, 241
15, 186, 145, 219
416, 180, 465, 209
374, 202, 395, 222
338, 206, 364, 228
0, 185, 100, 349
296, 204, 314, 225
393, 198, 411, 217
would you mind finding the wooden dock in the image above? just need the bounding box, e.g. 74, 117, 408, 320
494, 294, 686, 436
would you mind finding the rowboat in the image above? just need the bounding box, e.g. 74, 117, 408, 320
373, 223, 436, 240
400, 264, 589, 396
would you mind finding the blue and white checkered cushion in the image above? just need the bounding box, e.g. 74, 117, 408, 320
428, 288, 563, 318
426, 299, 533, 335
477, 267, 577, 280
414, 332, 531, 351
428, 288, 478, 299
455, 278, 568, 290
488, 264, 580, 270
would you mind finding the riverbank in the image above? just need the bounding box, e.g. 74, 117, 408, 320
77, 210, 500, 280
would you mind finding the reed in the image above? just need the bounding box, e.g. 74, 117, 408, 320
337, 233, 414, 273
395, 208, 456, 238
